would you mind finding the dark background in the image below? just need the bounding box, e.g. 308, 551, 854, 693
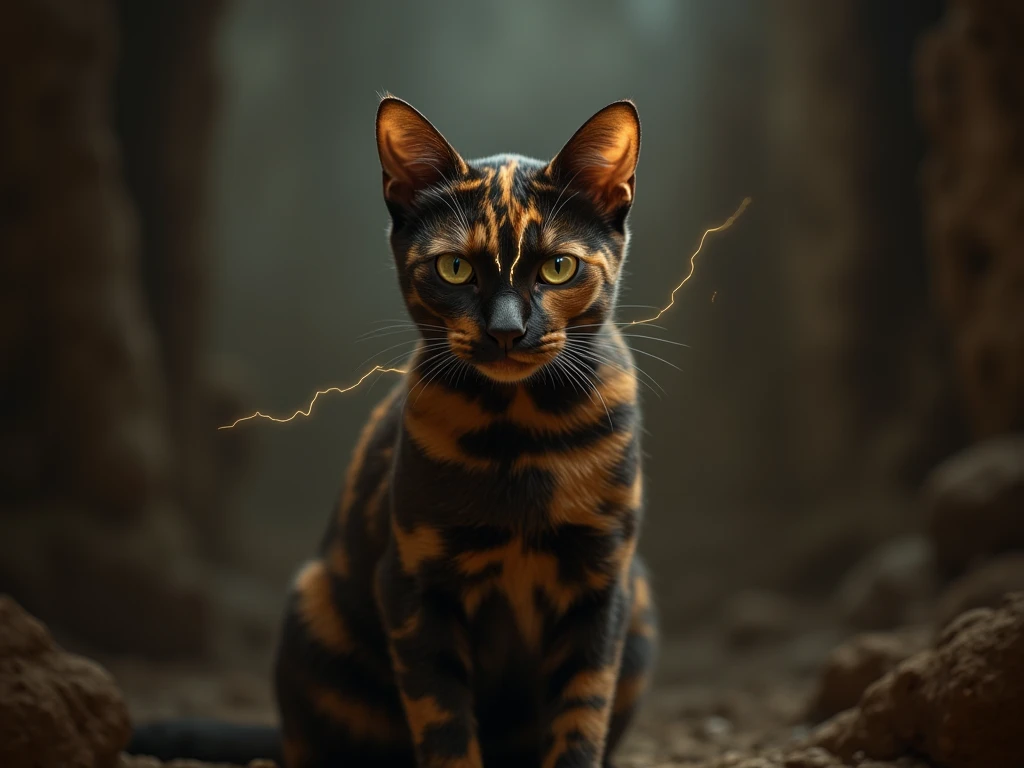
4, 0, 1022, 756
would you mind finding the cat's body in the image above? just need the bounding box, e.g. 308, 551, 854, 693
130, 98, 656, 768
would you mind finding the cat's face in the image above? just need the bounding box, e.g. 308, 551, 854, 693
376, 97, 640, 384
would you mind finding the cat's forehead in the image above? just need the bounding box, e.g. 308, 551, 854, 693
459, 154, 550, 213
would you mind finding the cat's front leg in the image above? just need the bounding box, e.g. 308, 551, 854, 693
542, 586, 631, 768
375, 541, 481, 768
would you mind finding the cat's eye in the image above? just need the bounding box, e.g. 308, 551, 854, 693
436, 254, 474, 285
538, 255, 578, 285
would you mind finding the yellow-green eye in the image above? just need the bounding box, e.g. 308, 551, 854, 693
436, 254, 474, 285
539, 255, 578, 285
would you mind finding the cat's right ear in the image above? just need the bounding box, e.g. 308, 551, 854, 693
546, 101, 640, 222
376, 96, 467, 210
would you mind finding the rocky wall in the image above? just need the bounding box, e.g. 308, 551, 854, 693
917, 0, 1024, 438
0, 0, 209, 658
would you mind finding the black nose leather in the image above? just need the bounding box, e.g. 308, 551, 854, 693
486, 293, 526, 351
488, 328, 525, 350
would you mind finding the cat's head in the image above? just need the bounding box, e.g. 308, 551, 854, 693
376, 96, 640, 384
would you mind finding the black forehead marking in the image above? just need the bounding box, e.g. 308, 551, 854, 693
470, 154, 546, 211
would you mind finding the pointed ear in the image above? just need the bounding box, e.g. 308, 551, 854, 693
376, 96, 467, 209
546, 101, 641, 217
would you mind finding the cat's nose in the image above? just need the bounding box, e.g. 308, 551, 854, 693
488, 327, 525, 351
486, 294, 526, 351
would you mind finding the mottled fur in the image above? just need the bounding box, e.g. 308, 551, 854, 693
132, 97, 657, 768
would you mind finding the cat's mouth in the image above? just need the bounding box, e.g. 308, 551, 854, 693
465, 333, 565, 384
475, 355, 542, 383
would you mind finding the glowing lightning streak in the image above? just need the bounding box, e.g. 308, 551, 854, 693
508, 228, 525, 284
217, 365, 406, 430
627, 196, 751, 326
220, 196, 751, 430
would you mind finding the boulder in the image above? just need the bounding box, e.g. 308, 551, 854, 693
922, 436, 1024, 577
0, 596, 131, 768
812, 593, 1024, 768
806, 627, 929, 722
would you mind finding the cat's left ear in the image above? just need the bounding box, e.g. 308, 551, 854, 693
546, 100, 641, 219
376, 96, 468, 210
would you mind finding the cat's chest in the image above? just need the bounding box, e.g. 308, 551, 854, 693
395, 409, 639, 530
456, 536, 571, 649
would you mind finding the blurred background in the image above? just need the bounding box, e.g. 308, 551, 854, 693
3, 0, 1023, 760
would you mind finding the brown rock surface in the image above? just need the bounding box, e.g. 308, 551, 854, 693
922, 435, 1024, 577
697, 749, 929, 768
936, 552, 1024, 628
812, 592, 1024, 768
917, 0, 1024, 438
0, 596, 132, 768
806, 626, 929, 723
118, 759, 275, 768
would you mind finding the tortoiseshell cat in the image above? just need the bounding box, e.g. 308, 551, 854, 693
130, 97, 657, 768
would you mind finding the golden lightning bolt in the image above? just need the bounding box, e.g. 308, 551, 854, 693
628, 196, 750, 325
508, 224, 527, 285
220, 197, 750, 430
217, 365, 407, 429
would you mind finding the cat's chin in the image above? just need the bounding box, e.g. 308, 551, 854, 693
475, 357, 541, 384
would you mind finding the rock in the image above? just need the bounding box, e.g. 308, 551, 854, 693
834, 536, 936, 630
118, 758, 276, 768
721, 590, 799, 649
703, 746, 842, 767
806, 627, 929, 722
922, 435, 1024, 577
936, 553, 1024, 629
918, 0, 1024, 439
0, 596, 131, 768
811, 592, 1024, 768
702, 745, 931, 767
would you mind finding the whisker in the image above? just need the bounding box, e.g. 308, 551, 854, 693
355, 338, 450, 372
564, 344, 663, 397
571, 338, 683, 373
357, 322, 448, 340
549, 356, 587, 401
412, 354, 462, 406
556, 350, 600, 404
615, 333, 691, 348
442, 357, 469, 390
559, 350, 612, 429
564, 340, 665, 397
564, 321, 671, 333
356, 327, 447, 343
364, 318, 448, 329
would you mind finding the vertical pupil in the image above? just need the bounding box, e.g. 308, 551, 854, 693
452, 258, 461, 275
554, 258, 562, 274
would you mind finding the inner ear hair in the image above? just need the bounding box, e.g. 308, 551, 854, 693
548, 101, 640, 216
376, 96, 467, 208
